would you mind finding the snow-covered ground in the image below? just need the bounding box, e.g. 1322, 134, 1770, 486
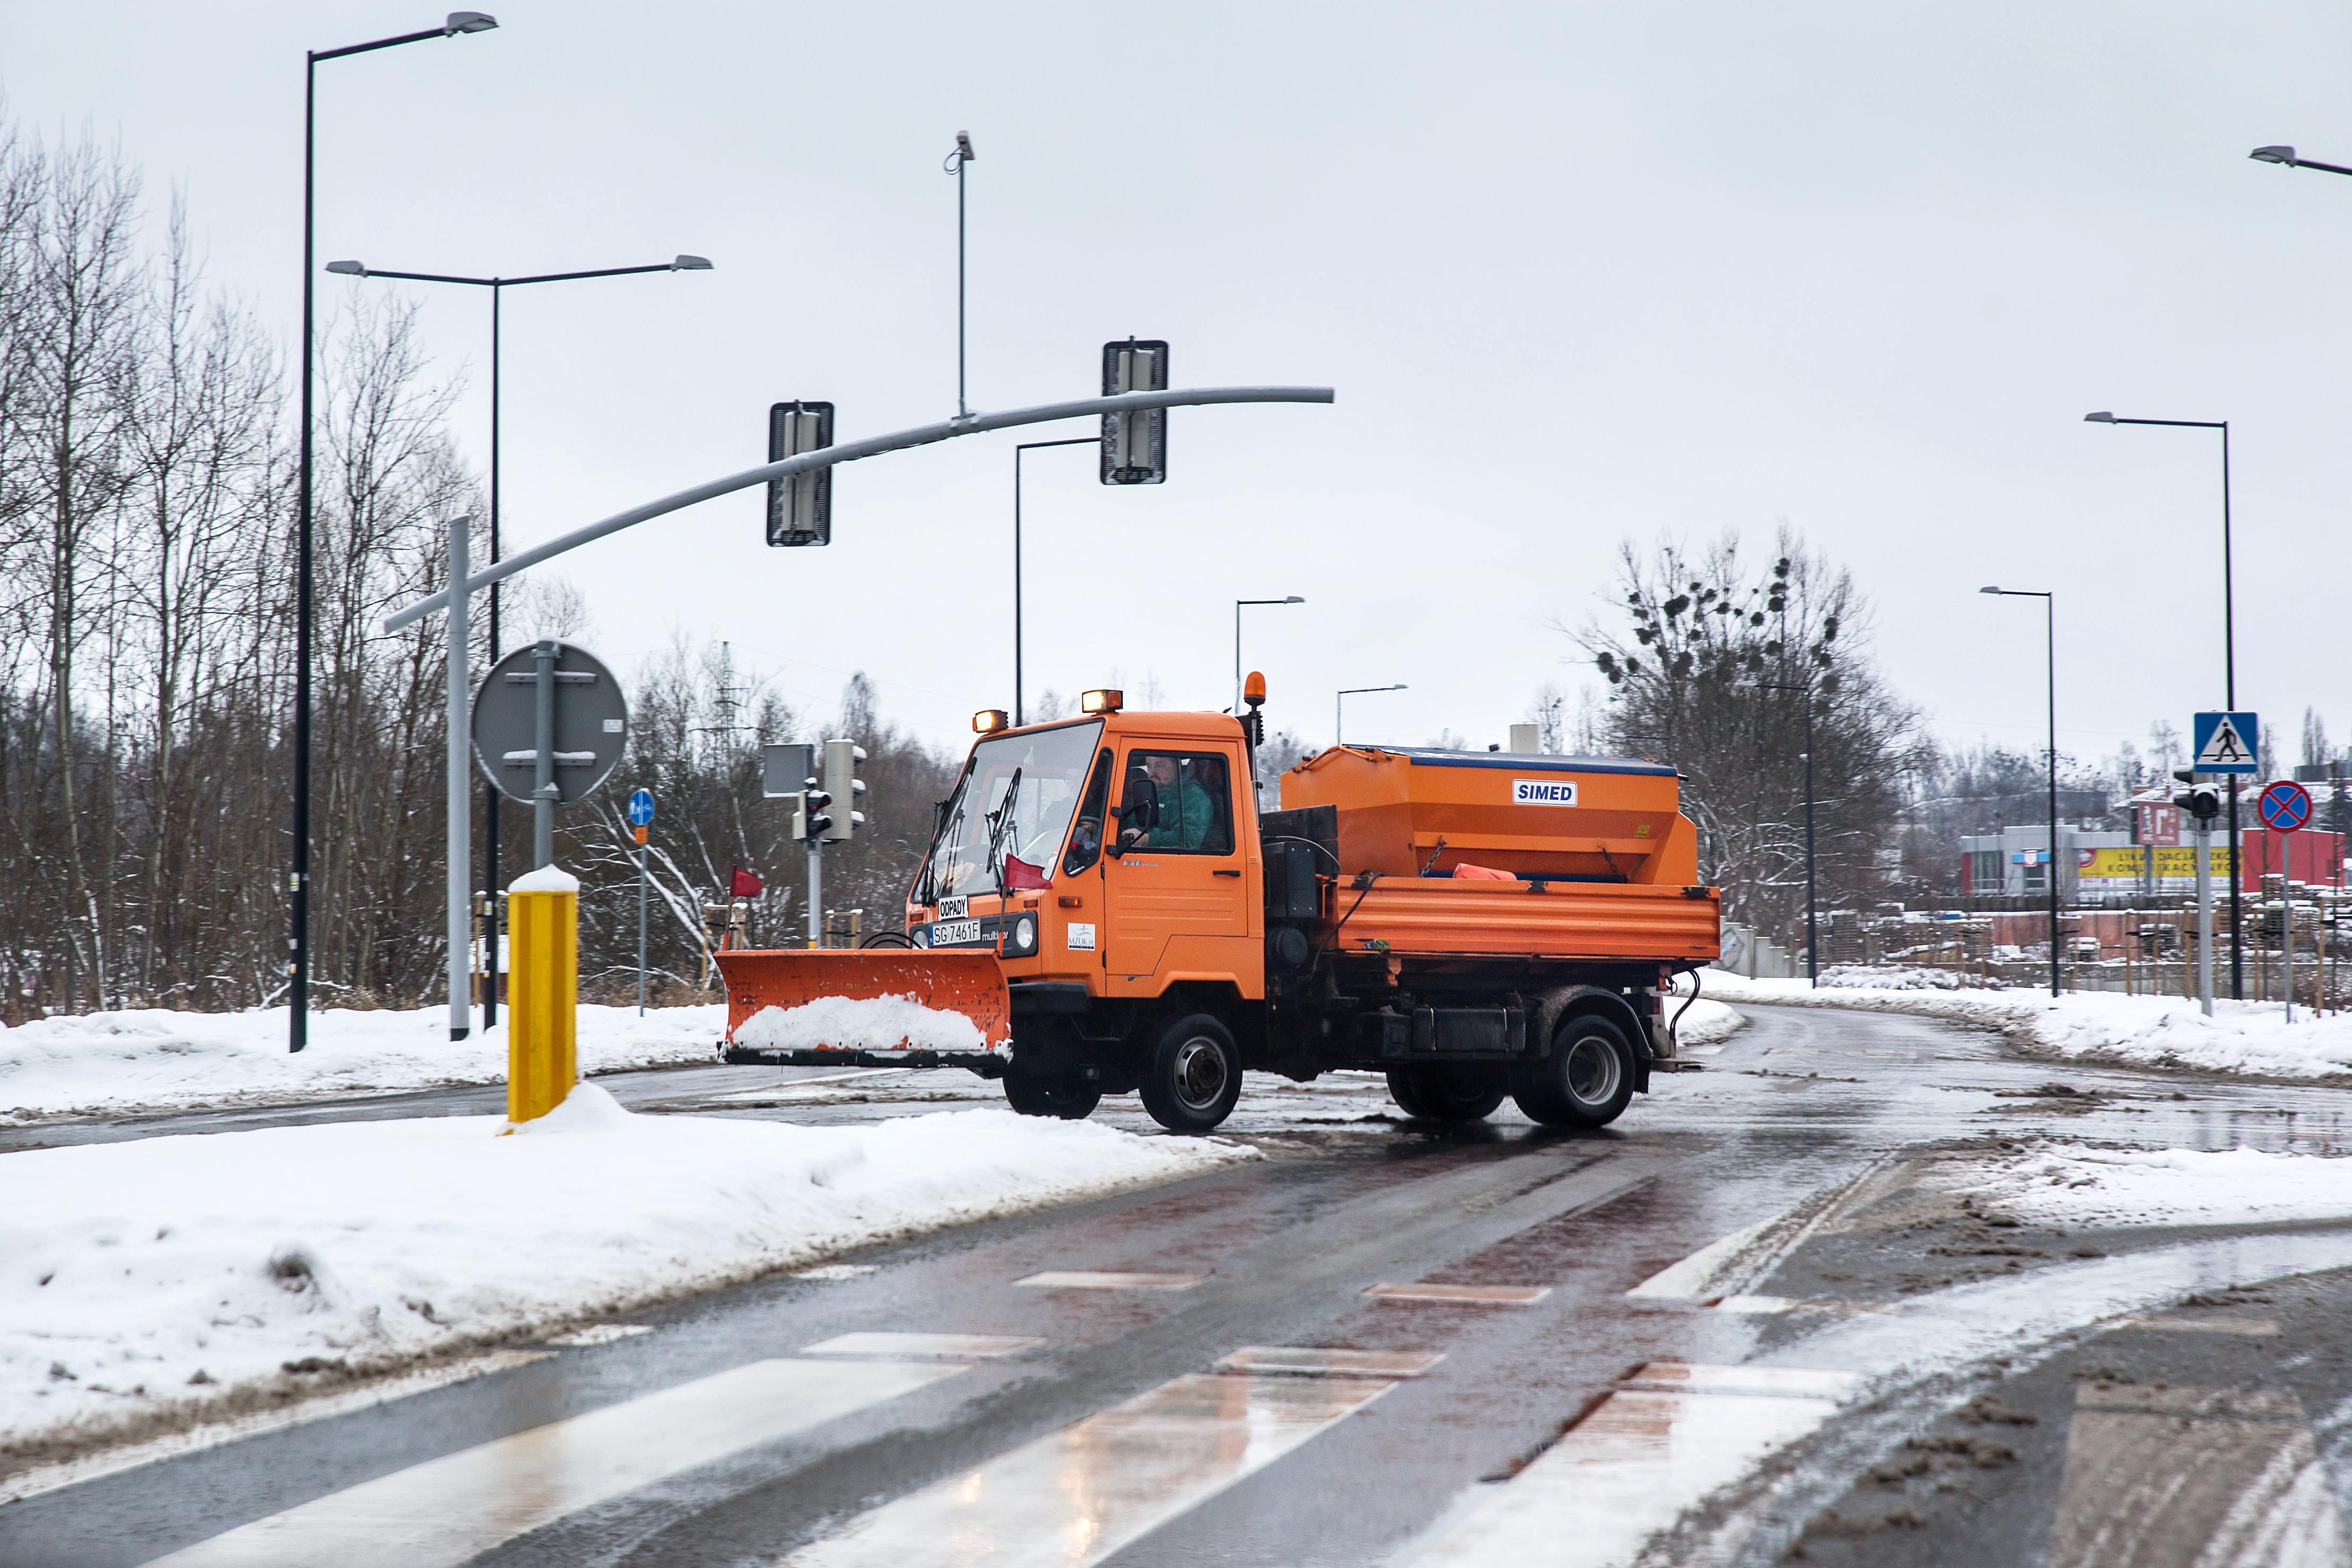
1660, 989, 1746, 1050
0, 1086, 1248, 1462
1702, 969, 2352, 1079
0, 1003, 728, 1124
1941, 1141, 2352, 1230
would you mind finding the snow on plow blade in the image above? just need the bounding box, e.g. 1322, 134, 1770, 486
713, 949, 1011, 1067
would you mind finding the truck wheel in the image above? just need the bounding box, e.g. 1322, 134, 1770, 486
1386, 1066, 1506, 1122
1003, 1074, 1102, 1119
1512, 1015, 1635, 1128
1140, 1013, 1243, 1133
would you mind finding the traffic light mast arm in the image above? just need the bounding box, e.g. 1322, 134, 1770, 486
383, 384, 1335, 634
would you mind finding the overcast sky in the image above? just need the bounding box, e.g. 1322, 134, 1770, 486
14, 1, 2352, 772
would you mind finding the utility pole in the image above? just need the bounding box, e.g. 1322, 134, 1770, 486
945, 131, 974, 417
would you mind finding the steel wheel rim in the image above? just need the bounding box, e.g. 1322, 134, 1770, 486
1564, 1035, 1621, 1108
1171, 1036, 1229, 1112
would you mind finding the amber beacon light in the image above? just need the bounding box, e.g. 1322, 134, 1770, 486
972, 708, 1008, 734
1081, 689, 1123, 714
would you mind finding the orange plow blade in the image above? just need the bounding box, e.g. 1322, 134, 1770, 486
712, 949, 1011, 1061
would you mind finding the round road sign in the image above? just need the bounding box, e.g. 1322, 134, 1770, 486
471, 640, 629, 806
627, 788, 655, 826
2259, 779, 2313, 833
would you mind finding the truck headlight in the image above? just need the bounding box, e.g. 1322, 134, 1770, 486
1005, 915, 1038, 956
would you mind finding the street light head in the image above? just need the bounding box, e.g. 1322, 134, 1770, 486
671, 254, 713, 271
955, 131, 975, 161
444, 12, 498, 33
326, 260, 367, 276
1284, 595, 1305, 604
2251, 145, 2297, 165
2083, 410, 2115, 423
1979, 585, 2002, 595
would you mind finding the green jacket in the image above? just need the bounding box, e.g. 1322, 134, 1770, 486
1145, 775, 1216, 851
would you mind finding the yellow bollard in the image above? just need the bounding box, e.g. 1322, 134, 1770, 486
505, 864, 579, 1126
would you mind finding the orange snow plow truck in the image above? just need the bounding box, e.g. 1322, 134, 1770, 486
716, 686, 1719, 1133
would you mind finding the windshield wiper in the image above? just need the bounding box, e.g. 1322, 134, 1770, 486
984, 768, 1023, 894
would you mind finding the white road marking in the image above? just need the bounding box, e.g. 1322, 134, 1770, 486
140, 1357, 962, 1567
541, 1324, 653, 1347
1215, 1346, 1444, 1378
2048, 1383, 2348, 1568
1622, 1362, 1858, 1398
802, 1332, 1044, 1360
779, 1372, 1392, 1566
0, 1350, 551, 1509
2115, 1315, 2281, 1336
794, 1264, 880, 1280
1713, 1294, 1799, 1314
704, 1070, 906, 1100
1012, 1270, 1206, 1290
1366, 1282, 1550, 1306
1403, 1366, 1850, 1566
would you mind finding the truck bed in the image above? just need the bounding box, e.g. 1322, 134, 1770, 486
1329, 876, 1720, 964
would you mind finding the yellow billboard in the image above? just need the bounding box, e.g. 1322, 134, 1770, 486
2079, 847, 2235, 883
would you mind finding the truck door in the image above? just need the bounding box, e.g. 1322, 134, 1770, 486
1101, 743, 1250, 983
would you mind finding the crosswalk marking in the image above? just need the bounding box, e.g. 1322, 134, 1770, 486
779, 1372, 1393, 1566
139, 1357, 963, 1567
1215, 1346, 1443, 1378
0, 1350, 551, 1510
1365, 1282, 1550, 1306
802, 1332, 1044, 1359
1405, 1364, 1851, 1566
1012, 1270, 1205, 1290
2047, 1382, 2347, 1568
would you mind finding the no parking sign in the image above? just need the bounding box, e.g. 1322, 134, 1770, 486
2260, 781, 2313, 834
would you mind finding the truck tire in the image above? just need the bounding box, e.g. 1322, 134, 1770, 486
1512, 1015, 1635, 1128
1140, 1013, 1243, 1133
1003, 1074, 1102, 1119
1386, 1066, 1506, 1123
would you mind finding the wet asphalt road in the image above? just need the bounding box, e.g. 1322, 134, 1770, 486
8, 1003, 2352, 1567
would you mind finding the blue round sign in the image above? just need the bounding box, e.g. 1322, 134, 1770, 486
2259, 780, 2311, 834
627, 788, 655, 827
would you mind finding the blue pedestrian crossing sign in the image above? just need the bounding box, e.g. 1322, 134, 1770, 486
626, 788, 655, 826
2191, 712, 2259, 775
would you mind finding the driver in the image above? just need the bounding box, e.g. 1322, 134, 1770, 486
1142, 755, 1214, 851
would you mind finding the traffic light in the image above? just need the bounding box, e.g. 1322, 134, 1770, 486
1101, 339, 1167, 485
821, 739, 867, 841
799, 784, 833, 841
766, 400, 834, 546
2172, 768, 2221, 822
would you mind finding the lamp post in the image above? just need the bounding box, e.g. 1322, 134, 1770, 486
944, 131, 974, 418
2083, 410, 2244, 999
292, 10, 498, 1056
1337, 684, 1406, 746
1981, 587, 2062, 999
1011, 436, 1095, 726
1236, 597, 1305, 714
326, 257, 710, 1027
1761, 682, 1819, 986
2250, 145, 2352, 176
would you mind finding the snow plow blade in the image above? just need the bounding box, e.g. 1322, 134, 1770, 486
713, 949, 1012, 1069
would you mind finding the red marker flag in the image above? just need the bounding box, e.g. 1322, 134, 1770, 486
729, 866, 765, 898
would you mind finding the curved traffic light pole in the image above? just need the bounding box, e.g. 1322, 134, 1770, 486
384, 385, 1335, 635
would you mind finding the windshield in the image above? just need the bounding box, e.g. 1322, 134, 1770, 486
920, 720, 1104, 901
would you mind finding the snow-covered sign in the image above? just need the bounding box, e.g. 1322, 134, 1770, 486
2192, 711, 2259, 775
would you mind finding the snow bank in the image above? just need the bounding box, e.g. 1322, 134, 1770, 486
1944, 1141, 2352, 1231
0, 1003, 726, 1124
1658, 987, 1746, 1049
732, 995, 992, 1055
1703, 970, 2352, 1079
0, 1089, 1248, 1461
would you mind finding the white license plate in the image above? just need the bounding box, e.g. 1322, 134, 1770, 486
931, 919, 982, 946
938, 895, 969, 919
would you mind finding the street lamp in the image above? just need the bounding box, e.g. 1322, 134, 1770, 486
292, 11, 498, 1055
2083, 410, 2244, 998
2249, 145, 2352, 176
1236, 597, 1305, 714
327, 254, 713, 1030
1336, 685, 1406, 745
1981, 587, 2062, 999
1760, 682, 1819, 987
1011, 436, 1095, 725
